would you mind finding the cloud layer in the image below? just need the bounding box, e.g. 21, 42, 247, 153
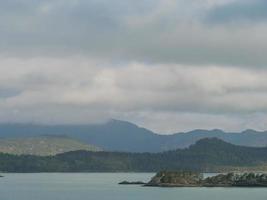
1, 0, 267, 66
0, 0, 267, 133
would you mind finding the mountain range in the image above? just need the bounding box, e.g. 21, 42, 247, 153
1, 119, 267, 152
1, 138, 267, 172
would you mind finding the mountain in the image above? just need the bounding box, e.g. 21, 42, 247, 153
0, 136, 101, 156
0, 120, 162, 152
1, 120, 267, 152
1, 138, 267, 172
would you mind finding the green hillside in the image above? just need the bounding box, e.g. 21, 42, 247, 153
1, 138, 267, 172
0, 136, 101, 156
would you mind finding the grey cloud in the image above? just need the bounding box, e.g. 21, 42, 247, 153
0, 56, 267, 132
126, 112, 267, 134
206, 0, 267, 24
1, 57, 267, 114
0, 0, 267, 67
1, 1, 267, 132
0, 88, 21, 99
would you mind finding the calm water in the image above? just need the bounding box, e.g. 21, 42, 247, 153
0, 173, 267, 200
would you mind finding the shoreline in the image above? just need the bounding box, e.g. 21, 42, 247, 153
126, 171, 267, 188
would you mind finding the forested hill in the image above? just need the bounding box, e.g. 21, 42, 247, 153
1, 138, 267, 173
1, 120, 267, 152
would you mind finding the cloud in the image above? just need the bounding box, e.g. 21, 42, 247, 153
3, 56, 267, 113
1, 0, 267, 132
0, 88, 21, 99
206, 0, 267, 24
0, 0, 266, 67
1, 56, 267, 132
126, 112, 267, 134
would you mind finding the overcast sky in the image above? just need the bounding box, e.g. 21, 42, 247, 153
1, 0, 267, 133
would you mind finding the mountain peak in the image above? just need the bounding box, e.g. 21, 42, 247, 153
188, 137, 235, 151
241, 129, 259, 134
107, 119, 138, 128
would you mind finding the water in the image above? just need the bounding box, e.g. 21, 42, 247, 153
0, 173, 267, 200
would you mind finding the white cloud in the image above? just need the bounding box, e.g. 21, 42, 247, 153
0, 56, 267, 132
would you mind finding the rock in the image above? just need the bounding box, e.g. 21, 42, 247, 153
203, 173, 235, 187
145, 171, 203, 187
232, 173, 267, 187
119, 181, 146, 185
144, 171, 267, 187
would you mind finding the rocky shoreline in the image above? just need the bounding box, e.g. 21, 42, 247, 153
119, 171, 267, 187
144, 171, 267, 187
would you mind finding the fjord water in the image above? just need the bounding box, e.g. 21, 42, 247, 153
0, 173, 267, 200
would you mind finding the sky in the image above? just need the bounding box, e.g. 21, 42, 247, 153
0, 0, 267, 133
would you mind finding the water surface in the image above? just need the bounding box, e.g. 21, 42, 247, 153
0, 173, 266, 200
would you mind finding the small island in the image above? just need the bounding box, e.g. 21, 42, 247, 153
119, 181, 146, 185
144, 171, 267, 187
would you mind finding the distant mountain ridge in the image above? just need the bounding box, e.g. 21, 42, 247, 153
1, 138, 267, 172
0, 119, 267, 152
0, 136, 101, 156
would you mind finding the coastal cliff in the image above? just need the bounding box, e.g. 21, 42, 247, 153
145, 171, 267, 187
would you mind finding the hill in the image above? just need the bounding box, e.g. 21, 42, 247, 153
1, 120, 267, 152
0, 136, 101, 156
1, 138, 267, 172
